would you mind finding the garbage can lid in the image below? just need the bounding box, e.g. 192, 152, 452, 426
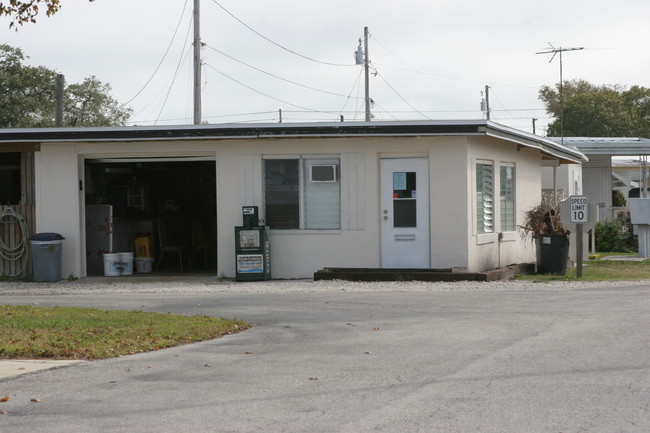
30, 232, 65, 241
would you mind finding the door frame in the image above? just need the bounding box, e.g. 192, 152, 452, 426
380, 157, 430, 268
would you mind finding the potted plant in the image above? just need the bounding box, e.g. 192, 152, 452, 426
519, 200, 571, 275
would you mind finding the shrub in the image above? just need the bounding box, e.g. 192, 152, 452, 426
592, 212, 637, 253
612, 190, 627, 207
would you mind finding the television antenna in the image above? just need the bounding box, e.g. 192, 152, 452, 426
536, 43, 584, 142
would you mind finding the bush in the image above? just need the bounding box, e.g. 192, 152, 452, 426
612, 190, 627, 207
591, 211, 637, 253
615, 210, 638, 251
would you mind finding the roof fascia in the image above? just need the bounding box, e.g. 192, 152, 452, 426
480, 123, 586, 164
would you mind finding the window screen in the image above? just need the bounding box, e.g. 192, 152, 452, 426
304, 159, 340, 229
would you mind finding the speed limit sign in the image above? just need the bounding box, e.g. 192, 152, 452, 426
569, 195, 589, 223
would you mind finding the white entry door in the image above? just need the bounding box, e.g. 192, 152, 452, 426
380, 158, 430, 268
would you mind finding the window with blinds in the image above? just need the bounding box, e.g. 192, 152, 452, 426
264, 158, 340, 230
264, 159, 300, 229
476, 162, 494, 234
500, 165, 515, 232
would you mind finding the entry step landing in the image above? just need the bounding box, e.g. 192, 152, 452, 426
314, 266, 518, 282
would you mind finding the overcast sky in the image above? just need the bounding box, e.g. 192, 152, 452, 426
4, 0, 650, 134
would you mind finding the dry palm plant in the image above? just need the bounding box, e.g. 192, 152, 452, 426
519, 200, 570, 242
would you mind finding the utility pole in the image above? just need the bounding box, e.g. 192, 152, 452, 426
55, 74, 65, 127
536, 44, 584, 143
193, 0, 202, 125
363, 26, 371, 122
532, 118, 537, 135
484, 85, 491, 121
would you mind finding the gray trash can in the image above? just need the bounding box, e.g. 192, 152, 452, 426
30, 233, 65, 282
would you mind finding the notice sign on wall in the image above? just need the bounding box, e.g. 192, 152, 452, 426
237, 254, 264, 273
569, 195, 589, 223
393, 172, 407, 191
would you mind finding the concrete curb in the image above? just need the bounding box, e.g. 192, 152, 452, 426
0, 360, 85, 380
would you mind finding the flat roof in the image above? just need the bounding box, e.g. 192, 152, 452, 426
0, 120, 585, 164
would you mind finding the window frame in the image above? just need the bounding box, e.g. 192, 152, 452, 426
263, 155, 341, 231
499, 163, 516, 233
0, 152, 22, 205
475, 159, 495, 236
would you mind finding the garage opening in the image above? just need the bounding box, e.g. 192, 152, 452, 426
84, 158, 216, 276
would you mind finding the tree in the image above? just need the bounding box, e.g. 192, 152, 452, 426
1, 0, 60, 28
0, 0, 93, 29
539, 79, 650, 137
0, 44, 56, 127
0, 44, 132, 128
65, 76, 131, 127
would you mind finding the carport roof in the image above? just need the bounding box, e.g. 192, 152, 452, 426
0, 120, 585, 164
549, 137, 650, 156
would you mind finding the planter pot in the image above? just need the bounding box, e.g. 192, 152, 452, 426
536, 234, 569, 275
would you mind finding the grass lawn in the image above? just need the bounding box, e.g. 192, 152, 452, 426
516, 257, 650, 282
0, 305, 248, 360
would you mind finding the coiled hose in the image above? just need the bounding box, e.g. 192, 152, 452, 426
0, 207, 30, 277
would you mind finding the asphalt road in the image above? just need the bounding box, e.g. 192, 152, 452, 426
1, 283, 650, 432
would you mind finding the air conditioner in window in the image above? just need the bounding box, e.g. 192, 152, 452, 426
309, 164, 337, 182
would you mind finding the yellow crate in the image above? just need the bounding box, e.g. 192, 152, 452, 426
134, 235, 153, 258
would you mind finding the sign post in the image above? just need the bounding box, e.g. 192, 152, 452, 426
569, 195, 589, 278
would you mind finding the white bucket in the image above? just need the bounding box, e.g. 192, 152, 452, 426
135, 257, 154, 273
119, 252, 134, 276
103, 253, 121, 277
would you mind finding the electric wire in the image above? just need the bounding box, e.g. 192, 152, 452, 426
125, 0, 190, 106
353, 70, 363, 120
155, 19, 194, 125
369, 33, 465, 91
374, 61, 539, 90
209, 0, 354, 67
492, 90, 516, 121
336, 68, 364, 121
204, 44, 361, 100
370, 33, 536, 90
371, 101, 400, 121
375, 70, 431, 120
203, 63, 326, 113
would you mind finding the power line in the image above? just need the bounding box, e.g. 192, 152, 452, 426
155, 20, 195, 125
336, 68, 364, 121
373, 62, 539, 90
204, 44, 361, 99
375, 71, 431, 120
371, 100, 400, 121
209, 0, 354, 67
125, 0, 190, 106
203, 63, 326, 113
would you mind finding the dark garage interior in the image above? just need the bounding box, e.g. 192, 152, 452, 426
84, 158, 216, 275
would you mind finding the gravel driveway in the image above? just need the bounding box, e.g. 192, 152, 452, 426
1, 276, 648, 296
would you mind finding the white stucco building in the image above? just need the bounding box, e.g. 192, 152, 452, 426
0, 120, 585, 279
